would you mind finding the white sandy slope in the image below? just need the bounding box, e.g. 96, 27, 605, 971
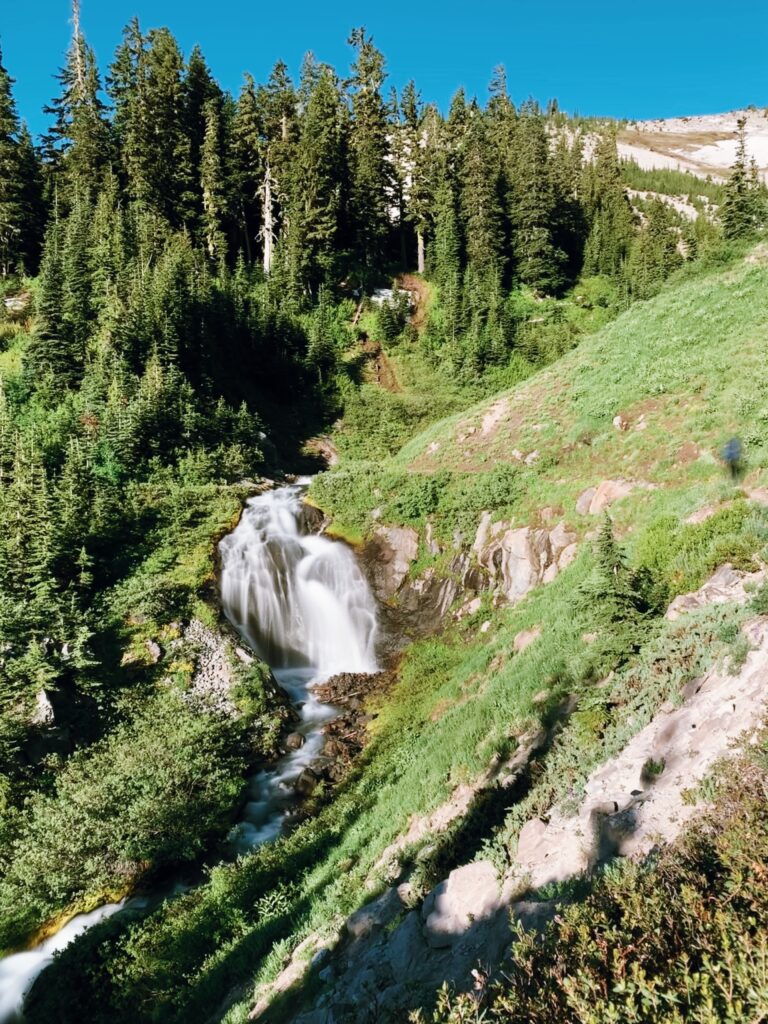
618, 108, 768, 182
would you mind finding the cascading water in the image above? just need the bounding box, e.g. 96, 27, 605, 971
0, 482, 379, 1021
219, 482, 379, 853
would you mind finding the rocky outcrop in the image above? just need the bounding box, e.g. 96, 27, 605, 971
576, 479, 637, 515
422, 860, 500, 949
666, 563, 766, 620
474, 520, 577, 605
363, 526, 420, 601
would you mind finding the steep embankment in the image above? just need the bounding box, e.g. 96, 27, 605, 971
25, 252, 768, 1024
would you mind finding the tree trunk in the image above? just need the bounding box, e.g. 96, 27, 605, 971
261, 163, 275, 276
417, 230, 425, 275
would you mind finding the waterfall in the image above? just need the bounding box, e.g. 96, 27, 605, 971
0, 482, 378, 1021
219, 484, 379, 677
220, 482, 379, 853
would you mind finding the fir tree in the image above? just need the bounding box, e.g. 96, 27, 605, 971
507, 108, 567, 292
722, 118, 767, 239
346, 28, 391, 277
582, 131, 635, 279
0, 47, 25, 277
43, 2, 111, 202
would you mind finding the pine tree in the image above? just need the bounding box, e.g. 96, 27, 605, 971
109, 22, 192, 225
288, 63, 347, 293
722, 118, 767, 239
432, 173, 462, 344
460, 107, 504, 277
0, 47, 25, 277
43, 1, 111, 202
346, 28, 391, 278
507, 108, 567, 293
582, 131, 635, 279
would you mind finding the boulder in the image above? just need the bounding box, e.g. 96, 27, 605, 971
345, 887, 404, 940
575, 486, 597, 515
476, 521, 577, 606
295, 768, 319, 796
613, 414, 630, 431
422, 860, 500, 949
145, 639, 162, 664
285, 732, 305, 751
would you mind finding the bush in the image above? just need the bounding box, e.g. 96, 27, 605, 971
0, 690, 248, 950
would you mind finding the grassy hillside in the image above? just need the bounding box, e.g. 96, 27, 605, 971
28, 249, 768, 1023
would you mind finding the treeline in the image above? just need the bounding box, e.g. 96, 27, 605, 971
3, 24, 765, 372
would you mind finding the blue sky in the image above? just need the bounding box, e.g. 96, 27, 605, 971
3, 0, 767, 138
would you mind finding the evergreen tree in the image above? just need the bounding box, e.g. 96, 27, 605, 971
346, 28, 391, 277
287, 63, 347, 294
43, 2, 111, 202
460, 107, 504, 277
582, 131, 635, 279
200, 99, 227, 262
507, 107, 567, 292
0, 47, 25, 277
722, 118, 767, 239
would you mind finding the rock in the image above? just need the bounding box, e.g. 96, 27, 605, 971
145, 639, 162, 664
285, 732, 305, 751
295, 768, 319, 796
577, 479, 643, 516
422, 860, 500, 949
234, 645, 254, 665
476, 521, 577, 606
510, 900, 556, 933
30, 689, 55, 727
473, 511, 493, 558
524, 449, 540, 466
513, 626, 541, 653
455, 596, 481, 620
346, 887, 404, 940
480, 620, 491, 634
575, 486, 597, 515
365, 526, 420, 599
385, 911, 426, 976
666, 563, 767, 620
613, 414, 630, 431
3, 293, 30, 315
425, 521, 442, 555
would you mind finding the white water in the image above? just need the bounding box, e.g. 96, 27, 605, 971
220, 483, 379, 853
0, 482, 378, 1019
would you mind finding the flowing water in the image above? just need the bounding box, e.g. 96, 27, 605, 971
0, 482, 379, 1020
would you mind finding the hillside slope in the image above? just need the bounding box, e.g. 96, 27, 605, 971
27, 250, 768, 1024
618, 107, 768, 182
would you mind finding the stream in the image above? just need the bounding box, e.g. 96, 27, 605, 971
0, 482, 379, 1021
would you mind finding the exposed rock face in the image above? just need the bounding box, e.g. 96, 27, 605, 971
666, 563, 766, 620
576, 479, 636, 515
422, 860, 500, 948
475, 520, 577, 605
364, 526, 420, 600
